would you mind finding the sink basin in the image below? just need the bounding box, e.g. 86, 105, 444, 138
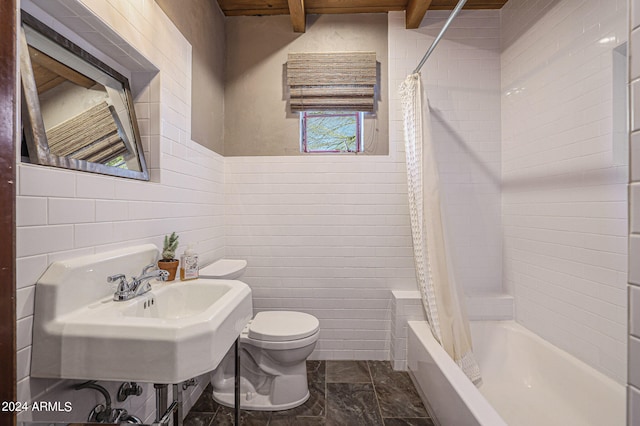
118, 282, 234, 320
31, 245, 253, 384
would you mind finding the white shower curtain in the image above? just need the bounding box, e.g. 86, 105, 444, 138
399, 73, 481, 385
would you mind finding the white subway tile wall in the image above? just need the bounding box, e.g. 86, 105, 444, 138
16, 0, 225, 422
225, 156, 407, 360
464, 293, 514, 320
502, 0, 628, 383
630, 0, 640, 419
390, 10, 504, 296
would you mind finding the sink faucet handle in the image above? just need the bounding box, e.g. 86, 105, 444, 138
107, 274, 127, 283
107, 274, 129, 291
140, 263, 157, 275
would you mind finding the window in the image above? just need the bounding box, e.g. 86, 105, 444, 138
301, 111, 363, 153
287, 52, 375, 154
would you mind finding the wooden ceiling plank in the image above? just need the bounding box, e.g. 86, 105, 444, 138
307, 0, 405, 7
218, 0, 289, 11
288, 0, 306, 32
216, 0, 509, 18
306, 6, 405, 13
429, 0, 504, 8
28, 46, 95, 89
406, 0, 432, 29
223, 9, 290, 16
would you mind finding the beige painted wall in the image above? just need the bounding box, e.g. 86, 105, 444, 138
224, 14, 389, 156
155, 0, 226, 155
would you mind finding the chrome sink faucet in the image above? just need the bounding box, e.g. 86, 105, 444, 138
107, 263, 169, 301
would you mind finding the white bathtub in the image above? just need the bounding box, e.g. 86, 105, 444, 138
407, 320, 626, 426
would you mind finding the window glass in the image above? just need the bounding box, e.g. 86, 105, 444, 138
301, 111, 362, 153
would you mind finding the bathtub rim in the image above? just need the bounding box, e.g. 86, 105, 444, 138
407, 320, 507, 426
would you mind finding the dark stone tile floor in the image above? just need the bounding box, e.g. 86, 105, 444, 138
184, 360, 435, 426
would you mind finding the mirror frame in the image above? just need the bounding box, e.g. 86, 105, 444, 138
20, 12, 150, 181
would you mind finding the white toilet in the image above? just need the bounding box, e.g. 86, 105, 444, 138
200, 259, 320, 411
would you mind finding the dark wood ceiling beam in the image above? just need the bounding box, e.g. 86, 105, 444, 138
405, 0, 432, 29
288, 0, 306, 32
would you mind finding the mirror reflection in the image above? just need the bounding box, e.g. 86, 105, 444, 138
20, 12, 149, 180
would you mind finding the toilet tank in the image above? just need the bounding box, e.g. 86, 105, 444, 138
200, 259, 247, 280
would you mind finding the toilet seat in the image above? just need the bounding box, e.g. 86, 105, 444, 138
248, 311, 319, 342
242, 330, 318, 350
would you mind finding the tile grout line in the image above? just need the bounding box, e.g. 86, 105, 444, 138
323, 360, 328, 421
367, 360, 387, 425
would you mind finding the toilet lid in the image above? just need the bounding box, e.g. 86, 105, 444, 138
248, 311, 319, 342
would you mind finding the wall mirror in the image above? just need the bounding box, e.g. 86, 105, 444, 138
20, 12, 149, 180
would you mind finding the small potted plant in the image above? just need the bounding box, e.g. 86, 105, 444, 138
158, 232, 179, 281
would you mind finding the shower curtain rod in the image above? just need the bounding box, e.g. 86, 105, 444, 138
413, 0, 468, 74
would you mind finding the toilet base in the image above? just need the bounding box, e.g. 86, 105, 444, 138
212, 388, 310, 411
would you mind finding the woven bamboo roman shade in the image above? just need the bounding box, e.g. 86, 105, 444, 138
286, 51, 377, 112
47, 101, 128, 163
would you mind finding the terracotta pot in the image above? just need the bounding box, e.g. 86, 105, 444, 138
158, 259, 179, 281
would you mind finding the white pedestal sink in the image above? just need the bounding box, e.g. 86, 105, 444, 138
31, 244, 253, 384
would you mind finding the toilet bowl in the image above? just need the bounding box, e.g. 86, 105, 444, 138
200, 259, 320, 411
210, 310, 319, 410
